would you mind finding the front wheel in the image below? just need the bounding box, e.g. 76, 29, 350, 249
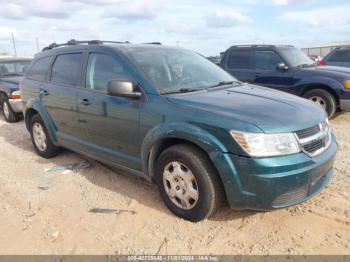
303, 89, 337, 118
29, 114, 60, 158
1, 97, 20, 123
156, 144, 223, 222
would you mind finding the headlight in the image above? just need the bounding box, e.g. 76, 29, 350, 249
343, 80, 350, 90
230, 131, 301, 157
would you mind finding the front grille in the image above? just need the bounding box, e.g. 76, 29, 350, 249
295, 122, 330, 157
272, 185, 308, 207
295, 125, 320, 139
303, 139, 323, 153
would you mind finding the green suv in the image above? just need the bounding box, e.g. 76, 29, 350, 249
21, 40, 337, 222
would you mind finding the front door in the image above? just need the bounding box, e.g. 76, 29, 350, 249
77, 52, 142, 171
253, 50, 295, 93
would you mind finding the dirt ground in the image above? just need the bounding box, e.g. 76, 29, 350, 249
0, 113, 349, 255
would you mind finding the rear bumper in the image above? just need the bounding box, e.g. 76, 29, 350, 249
8, 98, 23, 113
211, 134, 337, 210
340, 99, 350, 111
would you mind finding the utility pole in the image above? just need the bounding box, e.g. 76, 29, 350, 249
36, 37, 40, 52
11, 33, 17, 56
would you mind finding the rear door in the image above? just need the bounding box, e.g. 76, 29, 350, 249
223, 48, 255, 83
253, 50, 295, 92
41, 53, 83, 143
76, 52, 141, 170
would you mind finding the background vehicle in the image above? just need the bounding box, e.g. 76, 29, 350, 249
220, 45, 350, 118
0, 57, 32, 122
308, 55, 322, 65
320, 46, 350, 68
21, 40, 337, 222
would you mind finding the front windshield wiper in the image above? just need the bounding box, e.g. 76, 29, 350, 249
297, 63, 315, 68
205, 80, 241, 89
161, 88, 200, 95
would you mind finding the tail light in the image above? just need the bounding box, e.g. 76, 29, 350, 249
319, 60, 326, 66
10, 90, 21, 100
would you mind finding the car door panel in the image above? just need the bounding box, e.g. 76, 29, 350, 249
253, 50, 295, 92
41, 53, 83, 142
76, 52, 141, 171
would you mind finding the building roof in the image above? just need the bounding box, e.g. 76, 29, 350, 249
303, 40, 350, 49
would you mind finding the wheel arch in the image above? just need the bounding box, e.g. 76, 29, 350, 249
142, 123, 228, 182
298, 83, 340, 107
24, 100, 58, 143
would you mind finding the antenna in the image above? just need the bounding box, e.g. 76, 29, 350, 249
11, 33, 17, 56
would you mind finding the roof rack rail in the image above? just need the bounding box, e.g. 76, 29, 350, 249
144, 42, 162, 45
41, 39, 130, 51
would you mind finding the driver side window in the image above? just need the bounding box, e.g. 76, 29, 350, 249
86, 53, 128, 92
255, 51, 284, 71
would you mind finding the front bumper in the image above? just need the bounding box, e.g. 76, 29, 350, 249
340, 99, 350, 111
211, 134, 337, 210
8, 99, 23, 113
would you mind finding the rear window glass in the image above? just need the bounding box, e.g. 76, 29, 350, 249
51, 53, 83, 86
26, 57, 52, 81
329, 50, 350, 62
227, 49, 251, 69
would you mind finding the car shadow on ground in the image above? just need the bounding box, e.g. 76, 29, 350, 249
0, 115, 255, 222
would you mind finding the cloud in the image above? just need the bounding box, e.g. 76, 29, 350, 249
0, 26, 17, 40
206, 10, 253, 28
272, 0, 311, 5
0, 0, 81, 20
103, 0, 159, 21
0, 3, 25, 20
281, 4, 350, 27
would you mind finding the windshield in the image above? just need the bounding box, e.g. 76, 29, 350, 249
0, 60, 31, 77
279, 47, 314, 67
129, 49, 237, 94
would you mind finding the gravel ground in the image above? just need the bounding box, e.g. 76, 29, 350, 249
0, 113, 349, 255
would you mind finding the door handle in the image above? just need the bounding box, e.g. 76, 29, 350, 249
79, 98, 91, 106
39, 89, 49, 96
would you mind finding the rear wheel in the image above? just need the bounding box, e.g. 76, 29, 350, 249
156, 144, 223, 222
1, 96, 20, 123
29, 114, 60, 158
303, 89, 336, 118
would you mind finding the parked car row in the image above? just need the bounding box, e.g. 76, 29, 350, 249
0, 57, 31, 122
0, 40, 341, 222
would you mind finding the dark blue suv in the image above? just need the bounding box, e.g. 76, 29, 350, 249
220, 45, 350, 118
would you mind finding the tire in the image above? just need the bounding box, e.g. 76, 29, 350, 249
156, 144, 224, 222
1, 96, 20, 123
29, 114, 60, 158
303, 89, 337, 119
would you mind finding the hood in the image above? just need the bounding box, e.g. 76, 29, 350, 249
0, 76, 22, 85
167, 84, 326, 133
301, 65, 350, 79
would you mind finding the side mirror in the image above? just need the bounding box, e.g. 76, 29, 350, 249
107, 80, 142, 99
277, 63, 289, 71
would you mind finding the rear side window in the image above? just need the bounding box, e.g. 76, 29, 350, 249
51, 53, 83, 86
86, 53, 128, 92
27, 57, 52, 81
227, 49, 251, 69
255, 51, 284, 71
328, 50, 350, 62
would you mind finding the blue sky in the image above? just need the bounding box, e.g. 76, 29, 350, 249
0, 0, 349, 56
